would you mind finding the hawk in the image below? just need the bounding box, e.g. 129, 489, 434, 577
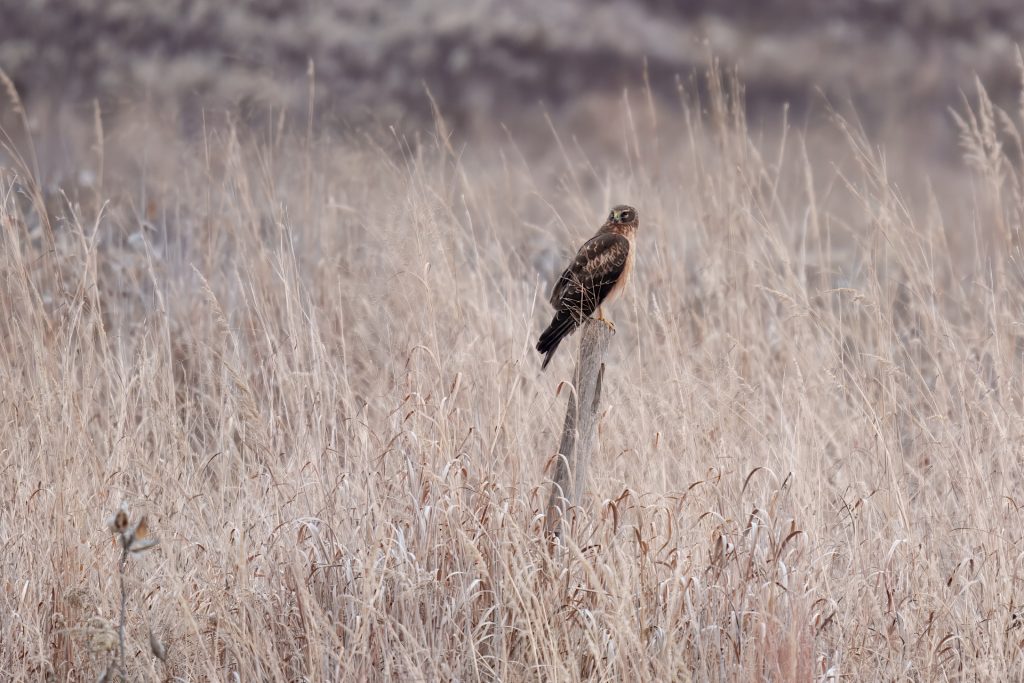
536, 205, 639, 369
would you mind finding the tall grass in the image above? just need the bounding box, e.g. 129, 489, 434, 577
3, 64, 1024, 680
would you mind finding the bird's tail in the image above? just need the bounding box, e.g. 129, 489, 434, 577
537, 310, 578, 370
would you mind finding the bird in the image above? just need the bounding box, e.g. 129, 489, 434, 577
536, 204, 639, 369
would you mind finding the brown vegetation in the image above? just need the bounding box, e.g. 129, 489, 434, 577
3, 61, 1024, 680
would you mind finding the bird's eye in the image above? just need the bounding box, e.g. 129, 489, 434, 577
622, 210, 633, 222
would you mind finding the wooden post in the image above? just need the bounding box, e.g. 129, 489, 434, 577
545, 318, 614, 540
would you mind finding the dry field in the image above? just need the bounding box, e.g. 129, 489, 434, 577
4, 65, 1024, 681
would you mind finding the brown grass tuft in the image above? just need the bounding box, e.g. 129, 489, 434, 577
4, 65, 1024, 680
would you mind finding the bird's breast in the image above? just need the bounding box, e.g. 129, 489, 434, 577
603, 236, 635, 306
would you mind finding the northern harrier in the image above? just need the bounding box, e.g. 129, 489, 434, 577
536, 205, 639, 369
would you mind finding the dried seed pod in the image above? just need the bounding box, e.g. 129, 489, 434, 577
126, 516, 159, 555
149, 628, 167, 662
106, 503, 130, 536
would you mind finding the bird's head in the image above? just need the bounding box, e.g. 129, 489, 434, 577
607, 205, 638, 227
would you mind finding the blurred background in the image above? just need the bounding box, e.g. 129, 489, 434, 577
3, 0, 1022, 148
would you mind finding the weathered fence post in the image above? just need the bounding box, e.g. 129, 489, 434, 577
545, 318, 614, 540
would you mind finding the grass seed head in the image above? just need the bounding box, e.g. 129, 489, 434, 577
149, 627, 167, 663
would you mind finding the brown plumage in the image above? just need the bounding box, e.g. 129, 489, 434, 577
537, 205, 639, 369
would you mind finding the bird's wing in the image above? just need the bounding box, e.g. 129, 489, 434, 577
549, 232, 630, 315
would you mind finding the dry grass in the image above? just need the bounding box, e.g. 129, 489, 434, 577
4, 64, 1024, 681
